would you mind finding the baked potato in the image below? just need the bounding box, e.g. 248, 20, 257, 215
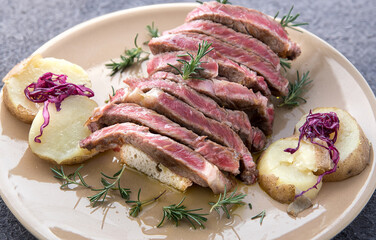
258, 136, 333, 204
294, 107, 371, 182
2, 54, 91, 123
29, 95, 98, 164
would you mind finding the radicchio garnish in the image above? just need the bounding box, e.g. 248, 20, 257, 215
24, 72, 94, 143
285, 111, 340, 198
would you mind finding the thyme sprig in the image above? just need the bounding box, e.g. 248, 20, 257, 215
168, 40, 214, 80
251, 210, 266, 225
157, 197, 208, 229
209, 186, 246, 219
278, 71, 312, 108
51, 165, 90, 189
106, 34, 150, 76
127, 189, 166, 217
280, 58, 291, 72
274, 5, 308, 32
88, 164, 131, 206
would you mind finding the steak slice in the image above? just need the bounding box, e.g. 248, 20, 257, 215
80, 122, 234, 194
124, 77, 262, 150
177, 32, 288, 96
185, 1, 301, 60
148, 34, 271, 96
112, 87, 258, 184
150, 71, 274, 135
87, 103, 240, 174
164, 20, 280, 69
147, 51, 218, 79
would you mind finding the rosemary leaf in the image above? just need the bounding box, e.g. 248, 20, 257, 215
274, 5, 308, 32
106, 34, 150, 76
209, 186, 246, 219
171, 40, 214, 80
51, 165, 90, 189
127, 189, 166, 217
251, 210, 266, 225
278, 71, 312, 108
280, 58, 292, 72
157, 197, 208, 229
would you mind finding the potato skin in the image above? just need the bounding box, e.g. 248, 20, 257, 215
2, 84, 36, 123
259, 174, 295, 204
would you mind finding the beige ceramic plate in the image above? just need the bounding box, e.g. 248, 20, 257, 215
1, 3, 376, 240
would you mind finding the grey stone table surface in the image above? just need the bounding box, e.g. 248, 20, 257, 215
0, 0, 375, 239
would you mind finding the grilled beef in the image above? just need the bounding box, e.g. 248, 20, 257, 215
149, 72, 274, 135
111, 88, 258, 184
164, 20, 280, 69
148, 34, 271, 96
147, 51, 218, 79
80, 122, 235, 194
87, 103, 240, 174
174, 32, 288, 96
185, 1, 301, 60
124, 77, 263, 150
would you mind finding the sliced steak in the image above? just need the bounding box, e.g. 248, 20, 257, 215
147, 51, 218, 79
112, 87, 258, 184
150, 71, 274, 135
124, 77, 262, 150
148, 34, 271, 96
176, 32, 288, 96
80, 122, 234, 194
165, 20, 280, 69
87, 103, 240, 174
185, 1, 301, 60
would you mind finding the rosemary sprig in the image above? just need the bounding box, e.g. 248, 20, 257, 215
278, 71, 312, 108
251, 210, 266, 225
168, 40, 214, 80
51, 165, 90, 189
147, 22, 160, 38
280, 58, 291, 72
127, 189, 166, 217
88, 164, 131, 206
274, 5, 308, 32
106, 34, 150, 76
157, 197, 208, 229
209, 186, 246, 219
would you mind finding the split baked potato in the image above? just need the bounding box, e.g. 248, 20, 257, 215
294, 107, 371, 181
2, 54, 91, 123
258, 136, 333, 203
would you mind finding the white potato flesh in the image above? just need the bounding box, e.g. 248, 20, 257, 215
29, 95, 98, 164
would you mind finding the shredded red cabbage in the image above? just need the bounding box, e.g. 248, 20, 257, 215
285, 111, 340, 198
24, 72, 94, 143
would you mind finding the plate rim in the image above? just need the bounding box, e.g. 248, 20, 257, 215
0, 2, 375, 240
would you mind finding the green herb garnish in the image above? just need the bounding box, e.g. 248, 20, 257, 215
278, 71, 312, 108
274, 5, 308, 32
280, 57, 291, 72
51, 165, 90, 189
106, 34, 150, 76
168, 40, 214, 80
157, 197, 208, 229
144, 22, 160, 44
127, 189, 166, 217
88, 164, 130, 206
251, 210, 266, 225
197, 0, 231, 4
209, 186, 246, 219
